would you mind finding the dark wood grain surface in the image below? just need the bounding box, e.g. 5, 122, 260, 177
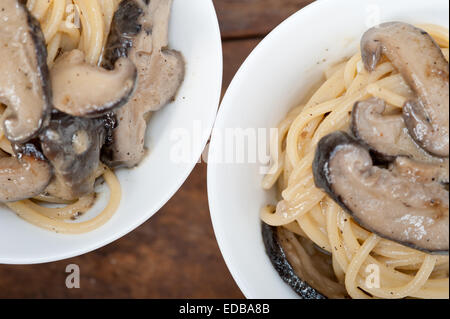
0, 0, 313, 299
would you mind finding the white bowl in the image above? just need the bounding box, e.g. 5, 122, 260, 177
208, 0, 449, 298
0, 0, 222, 264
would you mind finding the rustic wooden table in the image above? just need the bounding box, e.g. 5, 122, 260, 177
0, 0, 313, 298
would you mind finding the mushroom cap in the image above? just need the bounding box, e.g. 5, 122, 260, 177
351, 98, 449, 183
0, 0, 51, 144
313, 131, 449, 254
51, 50, 137, 118
361, 22, 449, 157
40, 113, 106, 200
0, 143, 52, 203
261, 223, 328, 299
101, 0, 185, 168
102, 0, 144, 70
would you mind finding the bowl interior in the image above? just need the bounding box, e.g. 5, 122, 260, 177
208, 0, 449, 298
0, 0, 222, 264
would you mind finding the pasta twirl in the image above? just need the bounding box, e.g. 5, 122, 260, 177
26, 0, 121, 66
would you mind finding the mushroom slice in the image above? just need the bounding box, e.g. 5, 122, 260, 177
102, 0, 185, 167
0, 144, 52, 203
0, 0, 51, 143
392, 157, 449, 185
313, 131, 449, 253
361, 22, 449, 157
51, 50, 137, 118
40, 114, 106, 200
262, 223, 346, 299
102, 0, 144, 68
352, 98, 449, 183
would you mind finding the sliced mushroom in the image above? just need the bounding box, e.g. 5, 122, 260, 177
392, 157, 449, 185
361, 22, 449, 157
404, 99, 449, 158
0, 0, 51, 143
313, 131, 449, 253
51, 49, 137, 118
352, 98, 449, 183
102, 0, 185, 167
102, 0, 145, 68
262, 223, 346, 299
40, 113, 106, 200
0, 143, 52, 202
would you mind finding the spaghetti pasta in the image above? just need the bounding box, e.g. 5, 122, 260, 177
6, 167, 121, 234
261, 24, 449, 299
26, 0, 121, 66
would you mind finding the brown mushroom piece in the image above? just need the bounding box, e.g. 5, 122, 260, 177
0, 0, 51, 143
262, 223, 347, 299
0, 143, 52, 202
352, 98, 449, 183
40, 114, 107, 201
361, 22, 449, 157
51, 50, 137, 118
392, 157, 449, 186
313, 131, 449, 254
102, 0, 185, 167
